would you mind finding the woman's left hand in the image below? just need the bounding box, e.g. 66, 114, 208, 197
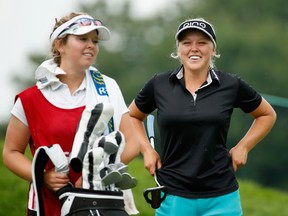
229, 145, 248, 172
43, 168, 70, 192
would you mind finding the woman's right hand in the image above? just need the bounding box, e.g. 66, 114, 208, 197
43, 168, 70, 192
143, 146, 162, 176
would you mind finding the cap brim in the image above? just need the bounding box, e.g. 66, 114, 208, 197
175, 26, 216, 47
68, 26, 111, 41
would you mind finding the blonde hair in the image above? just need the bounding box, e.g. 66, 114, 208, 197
50, 12, 87, 66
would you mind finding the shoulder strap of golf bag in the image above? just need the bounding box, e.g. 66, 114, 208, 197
32, 146, 51, 216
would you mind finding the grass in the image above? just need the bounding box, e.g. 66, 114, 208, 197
1, 141, 288, 215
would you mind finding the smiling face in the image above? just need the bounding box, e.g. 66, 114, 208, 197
57, 30, 99, 73
177, 29, 215, 74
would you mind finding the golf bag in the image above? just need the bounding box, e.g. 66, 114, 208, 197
32, 145, 129, 216
32, 103, 137, 216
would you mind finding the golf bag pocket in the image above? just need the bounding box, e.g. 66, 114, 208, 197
58, 187, 129, 216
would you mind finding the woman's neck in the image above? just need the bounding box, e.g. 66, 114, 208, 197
183, 68, 209, 95
57, 69, 86, 95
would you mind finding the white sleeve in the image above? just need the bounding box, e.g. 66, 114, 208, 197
110, 78, 129, 115
11, 98, 28, 126
104, 76, 129, 130
114, 82, 129, 115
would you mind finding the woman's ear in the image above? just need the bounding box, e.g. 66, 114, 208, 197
212, 47, 216, 57
54, 39, 64, 53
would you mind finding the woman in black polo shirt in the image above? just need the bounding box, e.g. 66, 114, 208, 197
129, 18, 276, 216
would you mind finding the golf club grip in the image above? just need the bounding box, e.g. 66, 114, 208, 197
147, 115, 155, 148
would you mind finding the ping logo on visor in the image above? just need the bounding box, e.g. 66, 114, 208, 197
175, 19, 217, 47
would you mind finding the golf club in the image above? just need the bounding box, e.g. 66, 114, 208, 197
143, 114, 167, 209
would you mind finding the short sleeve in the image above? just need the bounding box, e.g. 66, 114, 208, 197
235, 77, 262, 113
134, 75, 157, 114
11, 97, 28, 126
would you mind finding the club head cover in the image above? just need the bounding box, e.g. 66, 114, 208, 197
43, 144, 69, 174
96, 134, 119, 167
82, 147, 104, 190
70, 102, 114, 173
108, 131, 125, 164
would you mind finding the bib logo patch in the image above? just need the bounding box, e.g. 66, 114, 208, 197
90, 70, 108, 96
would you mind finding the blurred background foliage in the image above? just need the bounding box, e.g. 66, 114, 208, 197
2, 0, 288, 193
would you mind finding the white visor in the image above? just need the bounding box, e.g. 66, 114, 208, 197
50, 15, 110, 43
